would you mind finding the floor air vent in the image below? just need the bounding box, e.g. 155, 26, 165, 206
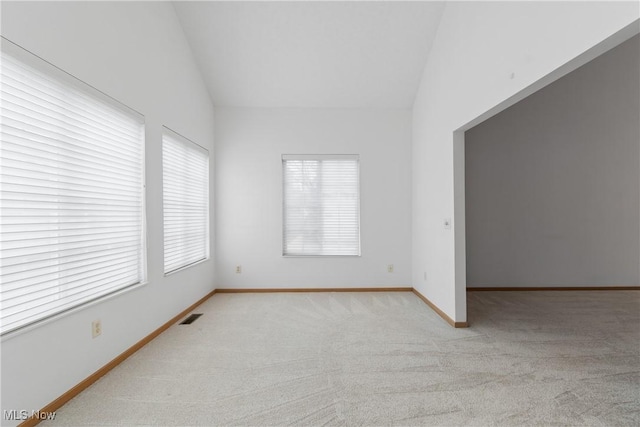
180, 314, 203, 325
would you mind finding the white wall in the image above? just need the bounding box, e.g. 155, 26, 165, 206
0, 2, 215, 423
215, 108, 412, 288
465, 35, 640, 288
412, 1, 639, 322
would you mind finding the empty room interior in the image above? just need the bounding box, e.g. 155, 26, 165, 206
1, 1, 639, 426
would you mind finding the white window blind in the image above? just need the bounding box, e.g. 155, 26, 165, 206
0, 39, 145, 336
162, 128, 209, 274
282, 154, 360, 256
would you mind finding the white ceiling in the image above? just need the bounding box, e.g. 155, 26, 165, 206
173, 1, 445, 109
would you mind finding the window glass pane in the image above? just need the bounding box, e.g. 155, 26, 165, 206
162, 128, 209, 274
283, 155, 360, 256
0, 40, 145, 335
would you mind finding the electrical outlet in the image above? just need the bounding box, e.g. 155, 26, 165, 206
387, 264, 394, 273
91, 320, 101, 338
235, 265, 242, 274
424, 272, 427, 281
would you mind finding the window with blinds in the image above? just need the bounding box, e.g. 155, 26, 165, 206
162, 128, 209, 274
282, 154, 360, 256
0, 39, 146, 336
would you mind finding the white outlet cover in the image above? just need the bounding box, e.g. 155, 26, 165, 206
92, 320, 101, 338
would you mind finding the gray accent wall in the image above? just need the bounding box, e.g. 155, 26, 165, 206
465, 34, 640, 288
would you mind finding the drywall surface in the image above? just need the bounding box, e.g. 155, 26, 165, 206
0, 2, 215, 424
412, 1, 639, 321
215, 108, 412, 288
173, 1, 445, 109
465, 35, 640, 288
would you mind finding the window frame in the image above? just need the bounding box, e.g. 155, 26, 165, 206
0, 37, 147, 337
282, 154, 361, 257
161, 126, 210, 275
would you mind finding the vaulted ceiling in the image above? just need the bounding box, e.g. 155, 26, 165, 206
172, 1, 445, 109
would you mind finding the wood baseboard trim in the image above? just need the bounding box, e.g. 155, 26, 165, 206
215, 287, 413, 293
467, 286, 640, 291
19, 289, 217, 427
412, 289, 468, 328
20, 285, 458, 426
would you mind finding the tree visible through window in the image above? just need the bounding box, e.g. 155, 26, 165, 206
282, 154, 360, 256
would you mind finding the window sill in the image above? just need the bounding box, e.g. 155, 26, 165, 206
282, 255, 362, 258
1, 280, 149, 343
164, 257, 210, 277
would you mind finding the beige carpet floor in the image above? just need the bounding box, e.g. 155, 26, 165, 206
44, 290, 639, 426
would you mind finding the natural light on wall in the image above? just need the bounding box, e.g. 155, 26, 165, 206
0, 38, 146, 335
162, 127, 209, 274
282, 154, 360, 256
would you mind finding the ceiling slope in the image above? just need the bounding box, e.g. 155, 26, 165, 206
173, 1, 445, 108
